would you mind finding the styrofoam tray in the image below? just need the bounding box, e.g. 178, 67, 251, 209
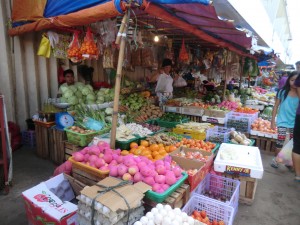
214, 143, 264, 179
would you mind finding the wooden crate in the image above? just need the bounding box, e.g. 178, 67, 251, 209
35, 123, 51, 159
223, 173, 257, 205
71, 165, 107, 186
186, 115, 202, 123
49, 128, 66, 164
249, 135, 276, 155
144, 184, 190, 209
64, 141, 81, 161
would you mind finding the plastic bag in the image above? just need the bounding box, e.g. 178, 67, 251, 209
37, 34, 51, 58
174, 76, 187, 87
67, 32, 83, 63
83, 117, 104, 131
103, 46, 114, 69
179, 39, 189, 63
155, 75, 169, 93
53, 33, 72, 59
81, 27, 99, 59
277, 138, 293, 166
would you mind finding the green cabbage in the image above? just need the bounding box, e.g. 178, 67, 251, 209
82, 87, 92, 95
63, 90, 74, 99
105, 108, 113, 115
67, 96, 78, 105
75, 82, 85, 88
69, 85, 77, 93
60, 97, 67, 103
75, 91, 83, 98
85, 84, 93, 91
87, 93, 96, 101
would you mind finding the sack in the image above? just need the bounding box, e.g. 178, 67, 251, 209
277, 138, 293, 166
37, 34, 51, 58
174, 76, 187, 87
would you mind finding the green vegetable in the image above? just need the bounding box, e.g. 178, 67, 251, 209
159, 112, 187, 122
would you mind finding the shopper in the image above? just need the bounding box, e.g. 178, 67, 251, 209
270, 71, 299, 168
277, 71, 289, 90
155, 58, 176, 106
293, 67, 300, 182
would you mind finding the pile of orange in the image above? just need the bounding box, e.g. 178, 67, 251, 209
80, 40, 98, 56
122, 140, 177, 161
67, 46, 82, 59
175, 138, 216, 152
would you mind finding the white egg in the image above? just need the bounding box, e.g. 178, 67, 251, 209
175, 215, 183, 224
172, 221, 180, 225
154, 214, 163, 224
161, 208, 168, 216
163, 217, 172, 225
151, 207, 159, 215
174, 208, 182, 215
134, 222, 143, 225
140, 216, 149, 225
147, 219, 155, 225
187, 216, 194, 225
156, 203, 164, 210
168, 211, 175, 220
181, 212, 188, 222
146, 212, 154, 221
164, 204, 172, 211
102, 206, 110, 215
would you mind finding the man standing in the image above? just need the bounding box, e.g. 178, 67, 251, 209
296, 61, 300, 72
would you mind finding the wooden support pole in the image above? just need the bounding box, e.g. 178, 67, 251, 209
223, 50, 229, 100
240, 57, 245, 89
110, 10, 130, 149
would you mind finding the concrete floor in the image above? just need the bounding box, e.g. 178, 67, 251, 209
0, 146, 299, 225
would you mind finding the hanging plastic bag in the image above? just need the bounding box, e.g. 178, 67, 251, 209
155, 75, 169, 93
179, 39, 189, 63
174, 76, 187, 87
37, 34, 51, 58
81, 27, 99, 60
67, 32, 83, 63
103, 46, 114, 69
53, 33, 72, 59
276, 138, 293, 166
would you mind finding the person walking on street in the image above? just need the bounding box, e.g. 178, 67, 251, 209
271, 71, 299, 169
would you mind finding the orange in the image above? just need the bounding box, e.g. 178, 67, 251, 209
158, 149, 166, 155
134, 148, 142, 155
169, 145, 177, 152
165, 146, 170, 153
130, 142, 138, 149
155, 155, 164, 160
121, 150, 129, 156
150, 144, 159, 152
138, 146, 146, 150
152, 151, 159, 157
141, 150, 151, 156
145, 154, 153, 160
140, 140, 149, 147
158, 143, 164, 148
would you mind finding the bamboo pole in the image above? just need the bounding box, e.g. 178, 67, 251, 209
110, 10, 130, 149
240, 57, 245, 89
223, 50, 229, 100
115, 13, 128, 45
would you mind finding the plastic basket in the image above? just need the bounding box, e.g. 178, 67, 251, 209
206, 126, 234, 143
116, 136, 140, 150
193, 173, 240, 218
182, 195, 234, 225
211, 143, 220, 154
65, 127, 110, 147
225, 112, 258, 133
157, 118, 189, 128
22, 130, 36, 147
173, 127, 206, 140
68, 157, 109, 179
145, 172, 188, 203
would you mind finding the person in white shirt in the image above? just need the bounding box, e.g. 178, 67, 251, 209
155, 58, 175, 106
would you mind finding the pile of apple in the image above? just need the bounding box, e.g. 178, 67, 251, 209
71, 142, 183, 193
191, 210, 225, 225
173, 151, 210, 162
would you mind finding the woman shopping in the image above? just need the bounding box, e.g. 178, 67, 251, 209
270, 71, 299, 168
293, 68, 300, 182
155, 58, 177, 106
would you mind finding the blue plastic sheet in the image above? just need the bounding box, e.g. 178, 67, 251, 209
44, 0, 110, 17
148, 0, 210, 4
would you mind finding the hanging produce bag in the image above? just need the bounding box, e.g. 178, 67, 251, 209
179, 39, 189, 63
103, 46, 114, 69
141, 47, 155, 68
37, 34, 51, 58
277, 138, 293, 166
81, 27, 99, 60
131, 48, 142, 67
67, 32, 83, 63
53, 33, 72, 59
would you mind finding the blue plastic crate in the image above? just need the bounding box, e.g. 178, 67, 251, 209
193, 173, 240, 219
22, 130, 36, 147
182, 195, 234, 225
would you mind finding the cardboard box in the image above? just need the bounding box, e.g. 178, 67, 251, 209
170, 147, 214, 191
22, 173, 78, 225
80, 177, 151, 212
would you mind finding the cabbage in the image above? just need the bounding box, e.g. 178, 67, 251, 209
63, 90, 74, 99
96, 99, 104, 104
82, 87, 92, 95
105, 108, 113, 115
105, 116, 112, 123
97, 96, 105, 103
75, 82, 85, 88
85, 84, 93, 91
87, 93, 96, 101
101, 88, 110, 94
86, 99, 95, 104
67, 96, 78, 105
69, 85, 77, 93
60, 97, 67, 103
60, 86, 69, 94
75, 91, 83, 98
78, 98, 84, 103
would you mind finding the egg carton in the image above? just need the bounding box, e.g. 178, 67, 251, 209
77, 206, 144, 225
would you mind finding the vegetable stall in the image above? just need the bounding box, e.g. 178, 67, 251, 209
11, 0, 277, 225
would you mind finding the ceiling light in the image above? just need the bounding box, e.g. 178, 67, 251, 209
154, 35, 159, 42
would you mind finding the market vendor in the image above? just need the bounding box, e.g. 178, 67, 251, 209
155, 58, 177, 106
78, 65, 94, 86
57, 69, 75, 97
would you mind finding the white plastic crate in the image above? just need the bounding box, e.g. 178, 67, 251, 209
193, 173, 240, 219
202, 116, 225, 124
181, 106, 204, 116
182, 195, 234, 225
206, 126, 234, 143
214, 143, 264, 179
225, 112, 258, 133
